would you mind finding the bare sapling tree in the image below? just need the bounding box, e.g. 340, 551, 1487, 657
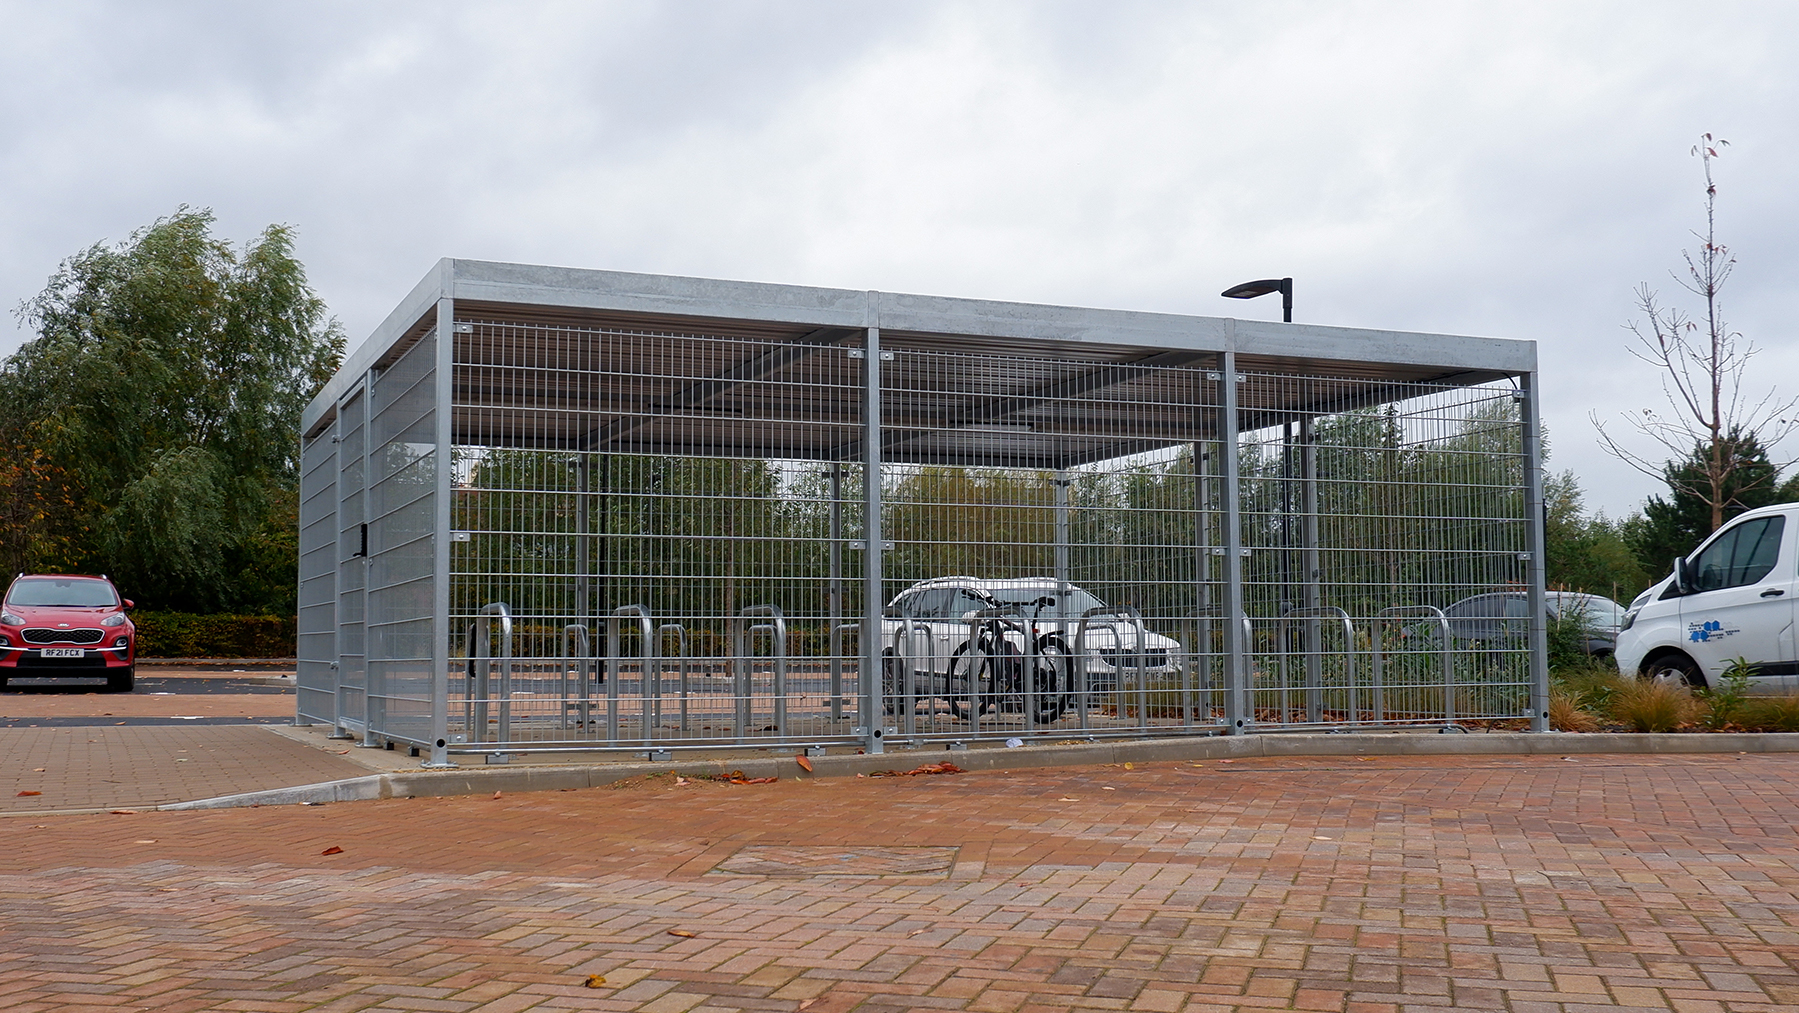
1593, 134, 1799, 533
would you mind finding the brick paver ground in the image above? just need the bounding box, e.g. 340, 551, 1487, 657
1, 725, 372, 813
0, 689, 294, 722
1, 753, 1795, 1011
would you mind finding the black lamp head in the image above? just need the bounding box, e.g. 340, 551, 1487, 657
1220, 277, 1293, 322
1220, 278, 1291, 300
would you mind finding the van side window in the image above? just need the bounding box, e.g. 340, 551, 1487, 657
1692, 516, 1785, 592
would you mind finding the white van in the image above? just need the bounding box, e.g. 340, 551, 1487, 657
1614, 501, 1799, 692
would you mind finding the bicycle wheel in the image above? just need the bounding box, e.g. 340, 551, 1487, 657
1029, 639, 1070, 722
880, 648, 900, 716
946, 638, 1004, 720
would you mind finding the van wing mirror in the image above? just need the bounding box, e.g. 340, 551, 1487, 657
1671, 556, 1692, 596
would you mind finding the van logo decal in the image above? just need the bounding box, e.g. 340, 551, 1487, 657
1688, 618, 1740, 643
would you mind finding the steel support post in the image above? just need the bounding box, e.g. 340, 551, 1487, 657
860, 323, 886, 754
1219, 352, 1249, 734
1054, 470, 1071, 610
576, 453, 591, 631
329, 399, 349, 739
828, 462, 844, 720
1300, 415, 1322, 721
1193, 428, 1213, 706
427, 295, 455, 767
1520, 371, 1551, 733
359, 369, 377, 745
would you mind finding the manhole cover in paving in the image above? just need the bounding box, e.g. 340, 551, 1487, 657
714, 845, 959, 877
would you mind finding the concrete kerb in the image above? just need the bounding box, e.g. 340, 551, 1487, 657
152, 729, 1799, 812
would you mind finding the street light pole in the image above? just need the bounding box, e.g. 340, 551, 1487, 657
1220, 277, 1292, 322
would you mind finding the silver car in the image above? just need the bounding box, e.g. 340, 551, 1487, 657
1439, 590, 1625, 657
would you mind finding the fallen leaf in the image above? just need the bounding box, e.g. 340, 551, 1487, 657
667, 929, 696, 938
1102, 786, 1116, 791
795, 754, 814, 772
135, 839, 158, 844
492, 791, 503, 799
32, 767, 45, 772
16, 790, 41, 797
584, 974, 608, 988
1058, 797, 1078, 802
1313, 836, 1332, 841
674, 776, 689, 786
321, 846, 344, 856
868, 761, 964, 778
798, 1000, 816, 1010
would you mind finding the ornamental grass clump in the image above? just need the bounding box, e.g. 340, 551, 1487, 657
1548, 687, 1601, 733
1739, 694, 1799, 733
1608, 677, 1701, 733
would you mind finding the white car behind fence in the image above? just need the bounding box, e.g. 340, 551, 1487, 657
881, 576, 1185, 722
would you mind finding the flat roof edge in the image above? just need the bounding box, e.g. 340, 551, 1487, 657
303, 259, 1537, 436
303, 260, 449, 433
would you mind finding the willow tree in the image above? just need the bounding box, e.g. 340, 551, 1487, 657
2, 207, 343, 612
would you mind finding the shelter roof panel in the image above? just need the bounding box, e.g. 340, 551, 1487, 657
305, 260, 1537, 445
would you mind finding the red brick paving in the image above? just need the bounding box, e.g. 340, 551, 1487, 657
0, 725, 370, 812
0, 690, 292, 721
0, 753, 1795, 1011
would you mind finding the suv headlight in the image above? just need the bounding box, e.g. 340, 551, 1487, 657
0, 611, 21, 626
101, 613, 127, 627
1620, 608, 1638, 632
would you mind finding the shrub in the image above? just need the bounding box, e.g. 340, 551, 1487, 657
1739, 694, 1799, 733
1608, 677, 1700, 732
1548, 687, 1601, 732
1546, 600, 1601, 672
1697, 657, 1754, 730
131, 612, 297, 658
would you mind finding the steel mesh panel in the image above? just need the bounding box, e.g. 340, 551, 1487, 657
364, 331, 437, 746
335, 388, 368, 732
448, 322, 865, 748
1234, 373, 1528, 728
881, 345, 1221, 740
296, 429, 337, 724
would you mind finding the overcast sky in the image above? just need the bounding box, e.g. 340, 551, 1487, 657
3, 1, 1796, 518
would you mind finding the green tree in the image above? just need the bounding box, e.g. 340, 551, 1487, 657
1543, 470, 1648, 602
1, 207, 343, 612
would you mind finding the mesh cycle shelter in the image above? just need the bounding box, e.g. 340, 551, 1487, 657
298, 260, 1550, 766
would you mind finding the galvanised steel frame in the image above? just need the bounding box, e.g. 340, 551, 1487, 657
299, 261, 1550, 766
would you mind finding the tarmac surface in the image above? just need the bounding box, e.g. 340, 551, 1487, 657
1, 672, 1797, 1011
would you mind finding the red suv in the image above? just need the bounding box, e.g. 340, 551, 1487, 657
0, 574, 136, 692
